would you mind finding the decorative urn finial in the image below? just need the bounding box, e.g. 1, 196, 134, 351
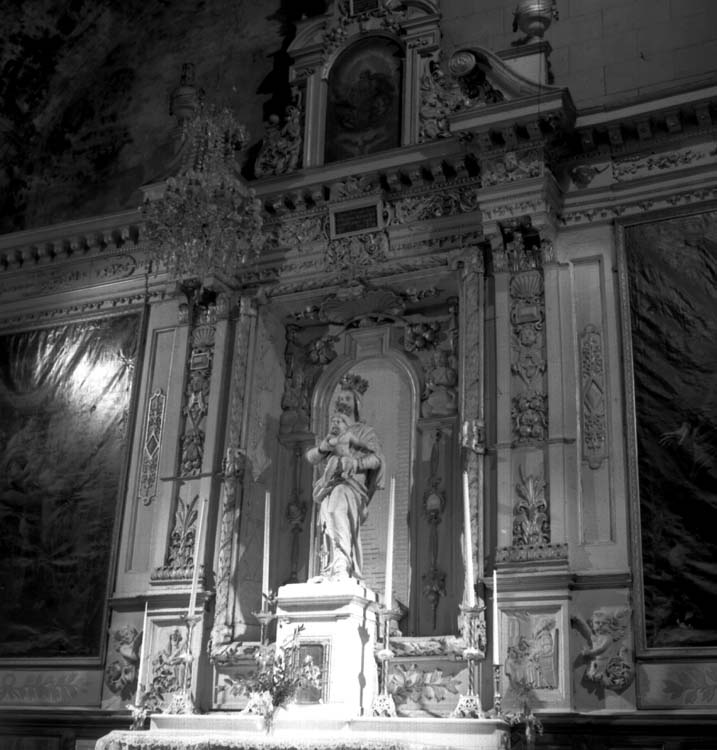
513, 0, 559, 43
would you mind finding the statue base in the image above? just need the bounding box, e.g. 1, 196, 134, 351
275, 580, 380, 719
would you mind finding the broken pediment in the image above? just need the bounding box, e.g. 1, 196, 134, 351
446, 46, 576, 150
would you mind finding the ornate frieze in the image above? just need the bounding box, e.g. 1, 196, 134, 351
571, 607, 634, 691
512, 467, 550, 548
481, 149, 543, 187
495, 542, 567, 563
561, 185, 717, 226
324, 230, 389, 277
612, 144, 715, 182
137, 389, 166, 506
385, 185, 479, 224
580, 324, 607, 469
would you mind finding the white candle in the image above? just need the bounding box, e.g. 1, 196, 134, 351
493, 569, 500, 665
135, 602, 149, 705
462, 471, 476, 608
188, 496, 207, 616
384, 476, 396, 608
261, 490, 271, 601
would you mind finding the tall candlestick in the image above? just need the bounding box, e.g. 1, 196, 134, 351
493, 569, 500, 665
384, 476, 396, 608
261, 490, 271, 603
462, 471, 476, 608
135, 602, 149, 706
188, 497, 207, 616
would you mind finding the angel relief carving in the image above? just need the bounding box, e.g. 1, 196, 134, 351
571, 607, 634, 691
419, 60, 465, 142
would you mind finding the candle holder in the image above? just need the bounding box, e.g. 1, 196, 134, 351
492, 663, 503, 717
371, 606, 398, 717
452, 604, 485, 718
252, 591, 278, 645
167, 612, 202, 714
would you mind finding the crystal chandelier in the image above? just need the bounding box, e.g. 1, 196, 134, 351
142, 106, 265, 285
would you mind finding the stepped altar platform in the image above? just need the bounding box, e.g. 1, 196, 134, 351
96, 712, 510, 749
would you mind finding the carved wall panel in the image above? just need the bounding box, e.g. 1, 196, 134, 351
500, 603, 569, 710
572, 256, 613, 547
580, 324, 607, 470
137, 388, 166, 506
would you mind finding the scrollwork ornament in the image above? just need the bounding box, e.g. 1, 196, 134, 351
324, 231, 389, 277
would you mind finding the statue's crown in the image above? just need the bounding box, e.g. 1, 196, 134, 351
339, 372, 369, 395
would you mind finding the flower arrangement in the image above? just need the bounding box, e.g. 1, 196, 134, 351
238, 627, 322, 732
504, 679, 543, 750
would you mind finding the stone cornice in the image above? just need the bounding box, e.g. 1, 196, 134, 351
573, 83, 717, 155
0, 208, 142, 272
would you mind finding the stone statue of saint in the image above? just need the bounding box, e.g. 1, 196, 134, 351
306, 373, 385, 582
421, 348, 458, 417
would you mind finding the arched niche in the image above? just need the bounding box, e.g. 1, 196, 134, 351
324, 35, 404, 163
309, 325, 420, 615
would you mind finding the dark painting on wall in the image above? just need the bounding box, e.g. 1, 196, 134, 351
325, 36, 403, 163
0, 313, 141, 658
626, 211, 717, 648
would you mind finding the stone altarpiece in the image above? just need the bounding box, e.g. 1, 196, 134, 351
6, 2, 717, 748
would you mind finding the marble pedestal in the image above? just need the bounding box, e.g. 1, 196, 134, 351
275, 580, 379, 719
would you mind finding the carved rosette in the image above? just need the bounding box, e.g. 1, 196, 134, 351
137, 389, 166, 506
580, 324, 607, 469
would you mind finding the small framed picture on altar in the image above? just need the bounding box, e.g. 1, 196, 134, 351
292, 640, 330, 704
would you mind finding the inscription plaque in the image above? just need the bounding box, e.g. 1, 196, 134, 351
332, 203, 380, 237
